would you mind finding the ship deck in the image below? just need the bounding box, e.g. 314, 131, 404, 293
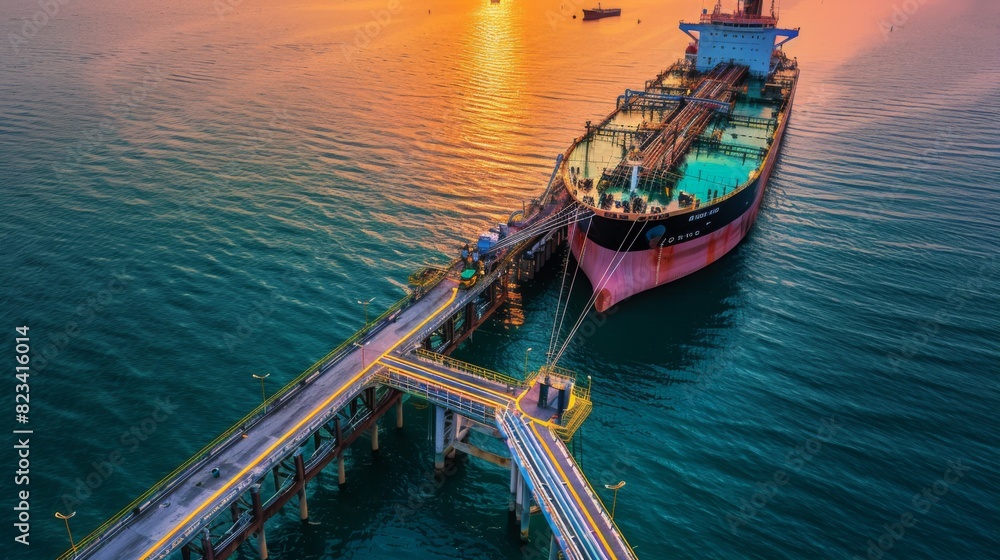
565, 62, 796, 215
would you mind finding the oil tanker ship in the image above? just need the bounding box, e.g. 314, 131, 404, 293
563, 0, 800, 311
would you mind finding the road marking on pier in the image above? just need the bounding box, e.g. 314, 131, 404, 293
139, 289, 459, 560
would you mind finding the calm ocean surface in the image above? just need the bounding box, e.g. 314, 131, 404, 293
1, 0, 998, 558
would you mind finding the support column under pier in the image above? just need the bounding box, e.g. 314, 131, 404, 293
520, 476, 531, 541
337, 454, 346, 487
295, 453, 308, 522
444, 318, 455, 348
371, 420, 379, 454
464, 301, 476, 335
396, 400, 404, 429
251, 484, 268, 560
509, 463, 518, 512
515, 470, 524, 521
201, 529, 215, 560
447, 415, 463, 459
434, 405, 446, 471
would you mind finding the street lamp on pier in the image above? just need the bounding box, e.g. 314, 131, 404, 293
55, 511, 76, 558
252, 373, 270, 412
358, 297, 376, 328
354, 341, 369, 369
604, 480, 626, 520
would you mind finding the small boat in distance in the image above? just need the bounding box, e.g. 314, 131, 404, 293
582, 4, 622, 21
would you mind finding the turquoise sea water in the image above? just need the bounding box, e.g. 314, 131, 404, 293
2, 0, 998, 558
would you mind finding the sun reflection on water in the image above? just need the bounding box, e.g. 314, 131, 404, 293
454, 2, 527, 165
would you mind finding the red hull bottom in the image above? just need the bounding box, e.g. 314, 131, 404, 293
569, 198, 763, 311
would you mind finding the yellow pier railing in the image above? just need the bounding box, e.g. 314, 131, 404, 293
523, 365, 592, 441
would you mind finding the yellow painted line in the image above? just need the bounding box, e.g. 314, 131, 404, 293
382, 356, 514, 404
529, 421, 618, 558
139, 289, 459, 560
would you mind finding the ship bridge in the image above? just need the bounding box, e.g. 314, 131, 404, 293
679, 0, 799, 75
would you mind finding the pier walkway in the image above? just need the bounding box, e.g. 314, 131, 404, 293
62, 163, 635, 559
67, 254, 636, 560
71, 278, 464, 560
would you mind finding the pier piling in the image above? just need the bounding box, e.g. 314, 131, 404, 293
519, 476, 531, 540
201, 529, 215, 560
509, 463, 518, 512
295, 453, 308, 522
250, 485, 268, 560
515, 471, 524, 521
434, 405, 446, 471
